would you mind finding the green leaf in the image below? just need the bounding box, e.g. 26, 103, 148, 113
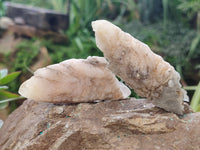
0, 96, 25, 110
0, 69, 8, 79
184, 86, 197, 91
0, 90, 20, 110
0, 102, 8, 109
0, 96, 24, 104
0, 86, 8, 90
187, 34, 200, 59
190, 82, 200, 112
75, 37, 84, 51
0, 90, 19, 99
0, 71, 21, 85
196, 104, 200, 112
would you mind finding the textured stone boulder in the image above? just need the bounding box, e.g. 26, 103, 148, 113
0, 98, 199, 150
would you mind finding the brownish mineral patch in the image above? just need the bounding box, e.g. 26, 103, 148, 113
0, 98, 197, 150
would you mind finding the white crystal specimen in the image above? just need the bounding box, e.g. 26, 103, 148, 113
19, 56, 131, 103
92, 20, 188, 114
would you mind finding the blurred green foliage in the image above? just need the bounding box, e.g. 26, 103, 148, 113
0, 0, 200, 110
0, 0, 7, 17
50, 0, 67, 13
10, 0, 68, 13
178, 0, 200, 20
9, 39, 40, 72
10, 0, 52, 9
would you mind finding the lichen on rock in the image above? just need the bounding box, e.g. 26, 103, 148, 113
19, 56, 131, 103
92, 20, 188, 115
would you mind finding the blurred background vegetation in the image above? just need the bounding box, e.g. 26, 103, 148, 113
0, 0, 200, 114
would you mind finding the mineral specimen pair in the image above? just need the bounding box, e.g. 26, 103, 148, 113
19, 20, 188, 115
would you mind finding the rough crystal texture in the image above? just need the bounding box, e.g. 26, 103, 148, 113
92, 20, 188, 115
19, 56, 131, 103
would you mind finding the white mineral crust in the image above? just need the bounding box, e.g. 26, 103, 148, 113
19, 56, 131, 103
92, 20, 188, 114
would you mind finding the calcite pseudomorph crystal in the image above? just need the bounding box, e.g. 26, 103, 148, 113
92, 20, 188, 115
19, 56, 131, 103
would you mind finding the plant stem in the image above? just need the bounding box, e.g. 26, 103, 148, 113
190, 82, 200, 112
197, 11, 200, 33
162, 0, 168, 29
184, 86, 197, 91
